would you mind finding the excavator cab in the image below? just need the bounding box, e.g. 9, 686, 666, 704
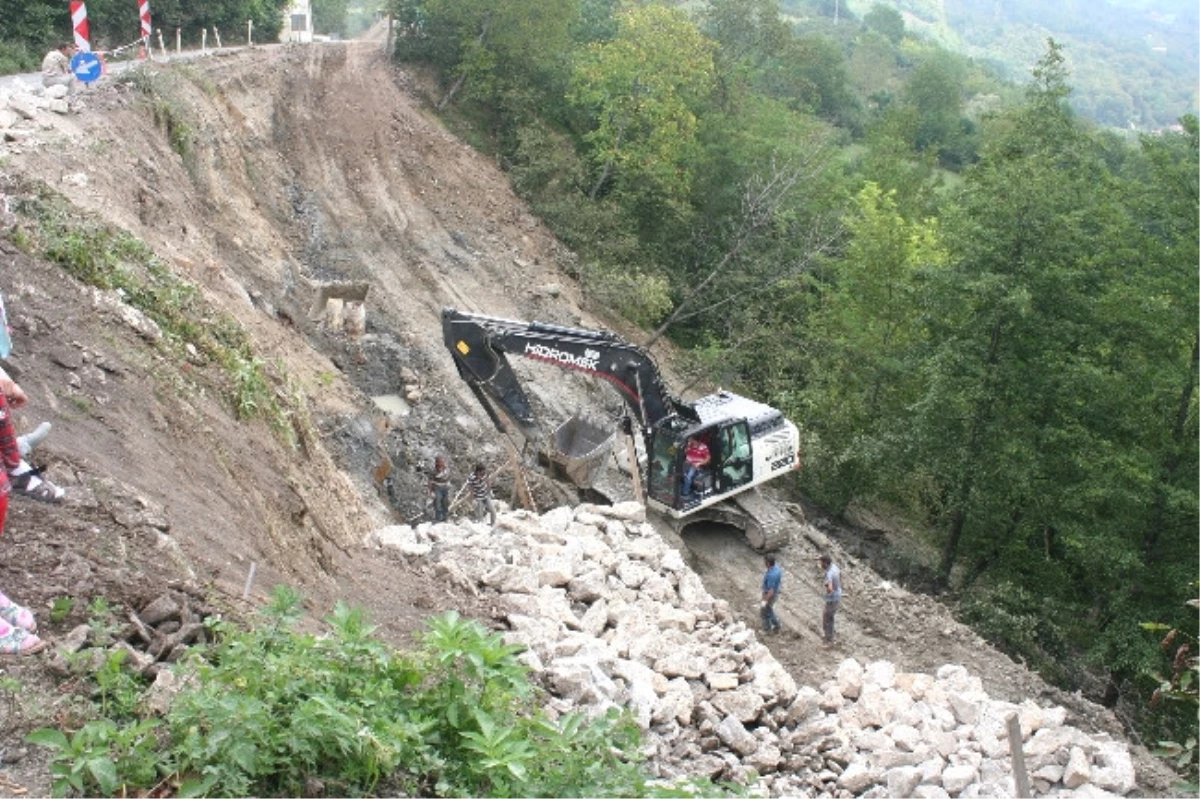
645, 420, 754, 510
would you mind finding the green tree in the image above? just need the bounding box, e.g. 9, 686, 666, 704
393, 0, 579, 114
0, 0, 63, 71
568, 5, 715, 212
1133, 114, 1200, 571
797, 182, 945, 512
902, 51, 970, 164
909, 40, 1139, 595
862, 3, 904, 44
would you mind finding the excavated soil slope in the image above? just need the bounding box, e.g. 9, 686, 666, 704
0, 40, 1177, 795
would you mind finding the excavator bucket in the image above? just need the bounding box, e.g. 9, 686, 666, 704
547, 411, 615, 488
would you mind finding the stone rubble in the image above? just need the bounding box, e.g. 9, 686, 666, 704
365, 502, 1138, 798
0, 80, 73, 149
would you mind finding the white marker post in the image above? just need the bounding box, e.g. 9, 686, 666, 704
157, 29, 166, 58
242, 561, 258, 600
201, 27, 207, 55
213, 26, 222, 48
247, 19, 253, 47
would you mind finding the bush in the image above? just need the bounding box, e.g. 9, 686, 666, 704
30, 588, 725, 797
0, 41, 40, 76
1141, 585, 1199, 791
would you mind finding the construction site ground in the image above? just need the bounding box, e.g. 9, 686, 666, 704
0, 37, 1179, 796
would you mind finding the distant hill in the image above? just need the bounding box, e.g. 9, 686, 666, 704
841, 0, 1198, 130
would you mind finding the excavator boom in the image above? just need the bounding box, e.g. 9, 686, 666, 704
442, 307, 690, 434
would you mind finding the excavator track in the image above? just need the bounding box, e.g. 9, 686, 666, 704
588, 465, 790, 552
665, 487, 791, 551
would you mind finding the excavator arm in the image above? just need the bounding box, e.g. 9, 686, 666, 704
442, 307, 692, 436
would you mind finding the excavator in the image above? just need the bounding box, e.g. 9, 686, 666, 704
441, 307, 801, 550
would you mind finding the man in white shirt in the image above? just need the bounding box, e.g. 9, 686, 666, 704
41, 42, 77, 98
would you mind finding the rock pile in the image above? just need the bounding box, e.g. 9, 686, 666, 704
49, 583, 216, 682
366, 502, 1138, 798
0, 80, 73, 148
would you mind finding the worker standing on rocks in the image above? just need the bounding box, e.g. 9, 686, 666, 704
427, 455, 451, 522
466, 464, 496, 526
760, 554, 783, 634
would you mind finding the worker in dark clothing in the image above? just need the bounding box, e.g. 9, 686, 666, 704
427, 455, 451, 522
761, 554, 783, 634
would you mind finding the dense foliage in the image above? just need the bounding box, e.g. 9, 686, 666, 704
391, 0, 1198, 762
29, 588, 708, 797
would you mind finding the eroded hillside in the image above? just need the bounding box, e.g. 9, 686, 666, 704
0, 41, 1179, 795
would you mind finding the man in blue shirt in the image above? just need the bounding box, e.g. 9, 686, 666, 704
760, 555, 783, 634
820, 554, 842, 647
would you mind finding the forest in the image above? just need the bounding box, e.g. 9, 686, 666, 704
387, 0, 1198, 769
838, 0, 1199, 130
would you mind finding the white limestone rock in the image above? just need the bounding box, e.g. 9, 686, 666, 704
941, 763, 977, 794
886, 766, 923, 799
1063, 746, 1092, 789
715, 715, 759, 756
711, 686, 766, 724
837, 658, 865, 699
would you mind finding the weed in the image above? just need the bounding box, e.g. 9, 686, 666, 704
68, 396, 93, 414
0, 674, 24, 735
116, 67, 160, 95
50, 596, 76, 624
28, 719, 162, 797
176, 63, 217, 96
86, 597, 122, 647
153, 99, 194, 158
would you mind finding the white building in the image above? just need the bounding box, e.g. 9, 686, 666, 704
283, 0, 312, 43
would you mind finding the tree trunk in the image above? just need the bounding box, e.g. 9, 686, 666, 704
589, 122, 625, 200
936, 315, 1004, 590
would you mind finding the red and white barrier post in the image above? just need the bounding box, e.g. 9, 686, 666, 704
138, 0, 152, 58
70, 1, 92, 52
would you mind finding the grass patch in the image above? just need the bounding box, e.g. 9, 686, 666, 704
116, 68, 196, 161
9, 182, 298, 445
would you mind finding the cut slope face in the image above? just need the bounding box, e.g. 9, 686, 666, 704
0, 41, 1179, 795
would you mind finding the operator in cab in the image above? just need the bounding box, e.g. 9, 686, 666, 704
681, 434, 711, 498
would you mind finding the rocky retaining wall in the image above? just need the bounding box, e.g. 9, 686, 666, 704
367, 502, 1136, 798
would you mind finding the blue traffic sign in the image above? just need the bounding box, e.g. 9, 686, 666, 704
70, 51, 103, 84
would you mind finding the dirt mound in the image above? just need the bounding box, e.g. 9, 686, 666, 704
0, 41, 1179, 795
